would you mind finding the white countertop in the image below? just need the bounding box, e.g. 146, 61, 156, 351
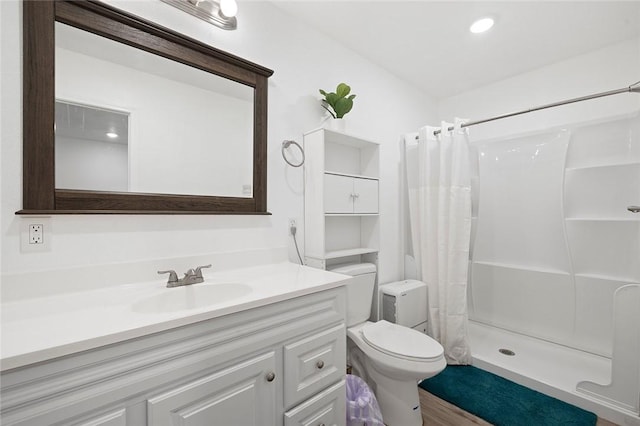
0, 262, 349, 371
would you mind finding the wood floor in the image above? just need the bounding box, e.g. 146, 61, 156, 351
419, 388, 619, 426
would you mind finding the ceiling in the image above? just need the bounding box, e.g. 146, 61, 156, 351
272, 1, 640, 99
56, 101, 129, 145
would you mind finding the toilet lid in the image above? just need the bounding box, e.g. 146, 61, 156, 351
362, 321, 444, 361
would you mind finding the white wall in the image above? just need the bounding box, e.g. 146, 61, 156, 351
56, 137, 129, 192
438, 38, 640, 139
0, 0, 436, 287
437, 37, 640, 356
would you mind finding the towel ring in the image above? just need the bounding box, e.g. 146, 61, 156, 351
282, 140, 305, 167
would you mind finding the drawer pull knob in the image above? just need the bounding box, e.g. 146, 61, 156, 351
265, 372, 276, 382
316, 360, 325, 369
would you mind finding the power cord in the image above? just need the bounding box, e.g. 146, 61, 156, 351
290, 223, 304, 265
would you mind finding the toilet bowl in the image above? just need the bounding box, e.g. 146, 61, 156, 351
328, 263, 446, 426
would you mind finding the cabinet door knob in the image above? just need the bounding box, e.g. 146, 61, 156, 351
316, 360, 325, 369
265, 372, 276, 382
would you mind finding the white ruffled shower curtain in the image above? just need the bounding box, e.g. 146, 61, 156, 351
405, 118, 472, 365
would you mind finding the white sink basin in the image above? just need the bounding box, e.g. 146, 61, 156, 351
133, 283, 252, 313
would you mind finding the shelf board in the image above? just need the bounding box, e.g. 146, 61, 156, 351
324, 248, 378, 259
304, 127, 380, 148
574, 273, 640, 284
324, 171, 379, 180
325, 213, 379, 217
565, 217, 639, 222
565, 161, 640, 172
472, 261, 571, 275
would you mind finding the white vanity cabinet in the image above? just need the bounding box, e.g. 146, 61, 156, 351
0, 288, 346, 426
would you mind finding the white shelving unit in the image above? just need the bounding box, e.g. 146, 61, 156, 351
303, 128, 380, 270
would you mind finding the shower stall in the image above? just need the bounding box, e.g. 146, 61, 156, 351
466, 112, 640, 425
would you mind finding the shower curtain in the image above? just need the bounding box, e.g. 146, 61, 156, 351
405, 118, 472, 365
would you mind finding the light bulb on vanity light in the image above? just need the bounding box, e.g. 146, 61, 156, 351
106, 132, 118, 139
219, 0, 238, 18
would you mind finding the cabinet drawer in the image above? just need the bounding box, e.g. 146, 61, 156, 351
284, 324, 346, 408
284, 380, 346, 426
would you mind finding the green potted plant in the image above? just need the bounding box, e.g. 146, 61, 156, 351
319, 83, 356, 130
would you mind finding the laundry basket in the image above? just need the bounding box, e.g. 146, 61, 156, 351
345, 374, 384, 426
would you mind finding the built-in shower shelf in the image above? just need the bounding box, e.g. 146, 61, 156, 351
565, 161, 640, 172
565, 217, 640, 222
574, 273, 640, 284
473, 261, 570, 275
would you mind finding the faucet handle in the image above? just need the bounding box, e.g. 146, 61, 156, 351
194, 264, 212, 278
158, 270, 179, 284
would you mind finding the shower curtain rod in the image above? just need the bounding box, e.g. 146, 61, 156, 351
417, 80, 640, 138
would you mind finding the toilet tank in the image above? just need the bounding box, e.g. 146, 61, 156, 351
328, 262, 376, 327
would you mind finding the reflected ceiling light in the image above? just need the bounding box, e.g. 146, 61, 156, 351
106, 132, 119, 139
160, 0, 238, 30
470, 17, 494, 34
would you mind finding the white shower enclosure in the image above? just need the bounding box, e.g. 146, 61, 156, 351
469, 113, 640, 415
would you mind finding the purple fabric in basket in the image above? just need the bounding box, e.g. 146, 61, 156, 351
346, 374, 384, 426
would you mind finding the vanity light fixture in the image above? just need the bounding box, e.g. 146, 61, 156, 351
470, 17, 494, 34
160, 0, 238, 30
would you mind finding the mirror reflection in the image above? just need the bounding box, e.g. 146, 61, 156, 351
55, 22, 254, 198
55, 101, 129, 192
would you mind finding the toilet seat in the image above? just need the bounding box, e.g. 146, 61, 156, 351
361, 320, 444, 361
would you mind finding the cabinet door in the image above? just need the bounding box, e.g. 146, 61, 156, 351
70, 408, 127, 426
353, 178, 378, 214
324, 174, 354, 214
147, 352, 277, 426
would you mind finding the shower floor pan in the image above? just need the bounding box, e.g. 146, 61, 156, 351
468, 320, 639, 426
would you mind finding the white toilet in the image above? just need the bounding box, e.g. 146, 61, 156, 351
329, 262, 446, 426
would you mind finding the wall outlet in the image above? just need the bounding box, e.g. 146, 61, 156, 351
29, 224, 44, 244
21, 218, 51, 252
289, 218, 297, 235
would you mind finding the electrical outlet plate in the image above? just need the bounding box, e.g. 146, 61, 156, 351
30, 224, 44, 244
288, 218, 298, 236
21, 217, 52, 252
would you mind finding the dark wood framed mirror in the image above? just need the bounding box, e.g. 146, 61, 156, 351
19, 0, 273, 214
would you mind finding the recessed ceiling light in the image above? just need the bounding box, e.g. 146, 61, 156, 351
106, 132, 118, 138
470, 17, 494, 34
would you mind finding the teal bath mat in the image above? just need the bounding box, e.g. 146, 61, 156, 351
419, 365, 597, 426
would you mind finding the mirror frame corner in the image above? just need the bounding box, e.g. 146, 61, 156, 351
20, 0, 273, 215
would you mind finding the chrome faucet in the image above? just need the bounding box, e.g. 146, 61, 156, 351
158, 264, 212, 288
